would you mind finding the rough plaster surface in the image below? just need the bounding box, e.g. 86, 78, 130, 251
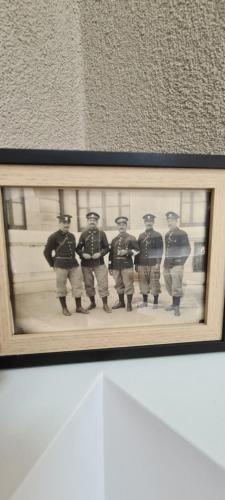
1, 0, 225, 153
0, 1, 86, 149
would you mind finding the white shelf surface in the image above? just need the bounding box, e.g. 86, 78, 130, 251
1, 352, 225, 499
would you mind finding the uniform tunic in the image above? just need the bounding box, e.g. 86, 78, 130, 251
163, 227, 191, 298
109, 232, 139, 295
135, 228, 163, 296
76, 229, 109, 267
164, 227, 191, 269
76, 229, 109, 298
43, 230, 79, 269
43, 230, 83, 298
135, 229, 163, 267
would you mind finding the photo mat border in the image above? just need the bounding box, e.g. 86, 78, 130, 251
0, 149, 225, 369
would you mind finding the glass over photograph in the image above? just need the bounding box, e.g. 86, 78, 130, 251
3, 187, 210, 334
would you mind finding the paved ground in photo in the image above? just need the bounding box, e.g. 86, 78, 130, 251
14, 280, 205, 334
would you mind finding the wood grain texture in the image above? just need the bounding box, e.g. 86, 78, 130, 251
0, 165, 225, 188
0, 165, 225, 356
2, 324, 218, 356
0, 190, 14, 352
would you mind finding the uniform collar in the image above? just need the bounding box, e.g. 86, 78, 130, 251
168, 226, 179, 235
59, 229, 69, 235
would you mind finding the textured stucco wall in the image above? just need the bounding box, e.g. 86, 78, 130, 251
1, 0, 225, 152
0, 1, 86, 149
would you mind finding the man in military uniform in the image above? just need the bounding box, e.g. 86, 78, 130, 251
76, 212, 111, 313
135, 213, 163, 308
109, 216, 139, 312
43, 215, 88, 316
163, 211, 191, 316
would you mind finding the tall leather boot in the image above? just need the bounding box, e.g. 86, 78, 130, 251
102, 296, 111, 313
59, 296, 71, 316
87, 296, 96, 311
174, 296, 181, 316
75, 297, 89, 314
127, 294, 133, 312
112, 293, 126, 309
138, 294, 148, 308
153, 294, 159, 309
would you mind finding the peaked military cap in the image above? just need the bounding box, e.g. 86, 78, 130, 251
166, 211, 179, 219
86, 212, 100, 220
143, 213, 156, 222
115, 216, 128, 224
57, 214, 72, 223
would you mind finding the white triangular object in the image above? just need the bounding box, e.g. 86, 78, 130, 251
10, 374, 104, 500
103, 377, 225, 500
10, 375, 225, 500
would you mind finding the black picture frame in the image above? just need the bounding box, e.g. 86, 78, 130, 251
0, 148, 224, 370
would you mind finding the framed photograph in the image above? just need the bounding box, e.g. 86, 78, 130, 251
0, 150, 225, 368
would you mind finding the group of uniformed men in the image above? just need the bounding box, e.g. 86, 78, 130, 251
43, 210, 191, 317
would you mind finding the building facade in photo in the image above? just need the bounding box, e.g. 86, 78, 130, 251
4, 187, 209, 294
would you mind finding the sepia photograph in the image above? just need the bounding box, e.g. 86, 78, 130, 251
3, 186, 210, 335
